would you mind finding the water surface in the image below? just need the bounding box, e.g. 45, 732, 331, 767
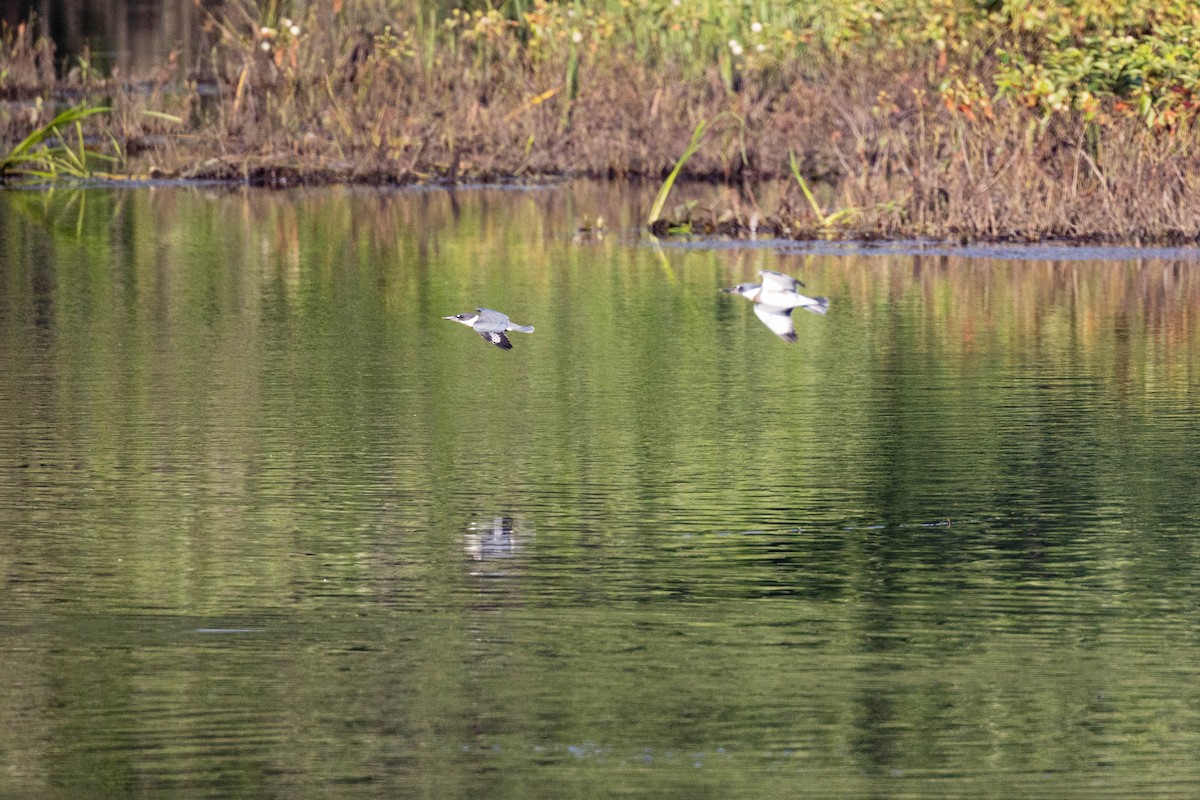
2, 183, 1200, 798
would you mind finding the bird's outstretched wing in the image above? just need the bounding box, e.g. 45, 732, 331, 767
480, 331, 513, 349
760, 270, 803, 291
754, 304, 797, 343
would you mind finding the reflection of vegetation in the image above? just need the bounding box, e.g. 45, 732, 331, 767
4, 186, 1200, 795
4, 183, 1200, 601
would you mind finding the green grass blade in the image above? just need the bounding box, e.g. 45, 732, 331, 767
789, 149, 826, 226
141, 110, 184, 124
5, 105, 109, 160
1, 104, 110, 179
647, 117, 710, 225
822, 208, 858, 226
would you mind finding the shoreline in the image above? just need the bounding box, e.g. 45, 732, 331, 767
6, 95, 1199, 247
5, 3, 1200, 246
9, 172, 1200, 253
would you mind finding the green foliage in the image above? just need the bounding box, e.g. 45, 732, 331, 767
0, 104, 112, 184
995, 27, 1200, 127
647, 116, 712, 226
415, 1, 1200, 130
945, 1, 1200, 128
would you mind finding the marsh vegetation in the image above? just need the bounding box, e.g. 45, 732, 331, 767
4, 0, 1200, 241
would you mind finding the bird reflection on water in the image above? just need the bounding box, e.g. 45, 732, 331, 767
463, 516, 533, 568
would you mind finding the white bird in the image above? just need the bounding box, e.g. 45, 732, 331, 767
722, 270, 828, 343
443, 307, 534, 350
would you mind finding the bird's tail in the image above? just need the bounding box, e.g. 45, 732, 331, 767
801, 297, 830, 315
511, 324, 535, 333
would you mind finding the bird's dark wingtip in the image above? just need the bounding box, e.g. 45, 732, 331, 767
481, 331, 514, 349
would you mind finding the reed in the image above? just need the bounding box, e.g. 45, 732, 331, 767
648, 116, 713, 227
0, 104, 112, 183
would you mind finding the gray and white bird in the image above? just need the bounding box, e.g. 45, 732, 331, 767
722, 269, 829, 343
443, 307, 535, 350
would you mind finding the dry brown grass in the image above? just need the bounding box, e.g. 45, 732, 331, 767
3, 8, 1200, 243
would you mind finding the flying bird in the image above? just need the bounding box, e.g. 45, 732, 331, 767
722, 270, 828, 343
443, 307, 535, 350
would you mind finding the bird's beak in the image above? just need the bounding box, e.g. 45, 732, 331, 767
721, 286, 738, 294
442, 315, 456, 320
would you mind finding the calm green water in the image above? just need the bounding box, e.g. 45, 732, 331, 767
3, 183, 1200, 798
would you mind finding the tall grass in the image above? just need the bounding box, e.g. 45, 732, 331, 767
647, 117, 713, 226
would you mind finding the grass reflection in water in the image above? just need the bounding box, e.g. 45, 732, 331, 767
1, 183, 1199, 798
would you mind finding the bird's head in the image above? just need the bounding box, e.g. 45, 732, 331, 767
442, 312, 479, 326
722, 283, 760, 300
